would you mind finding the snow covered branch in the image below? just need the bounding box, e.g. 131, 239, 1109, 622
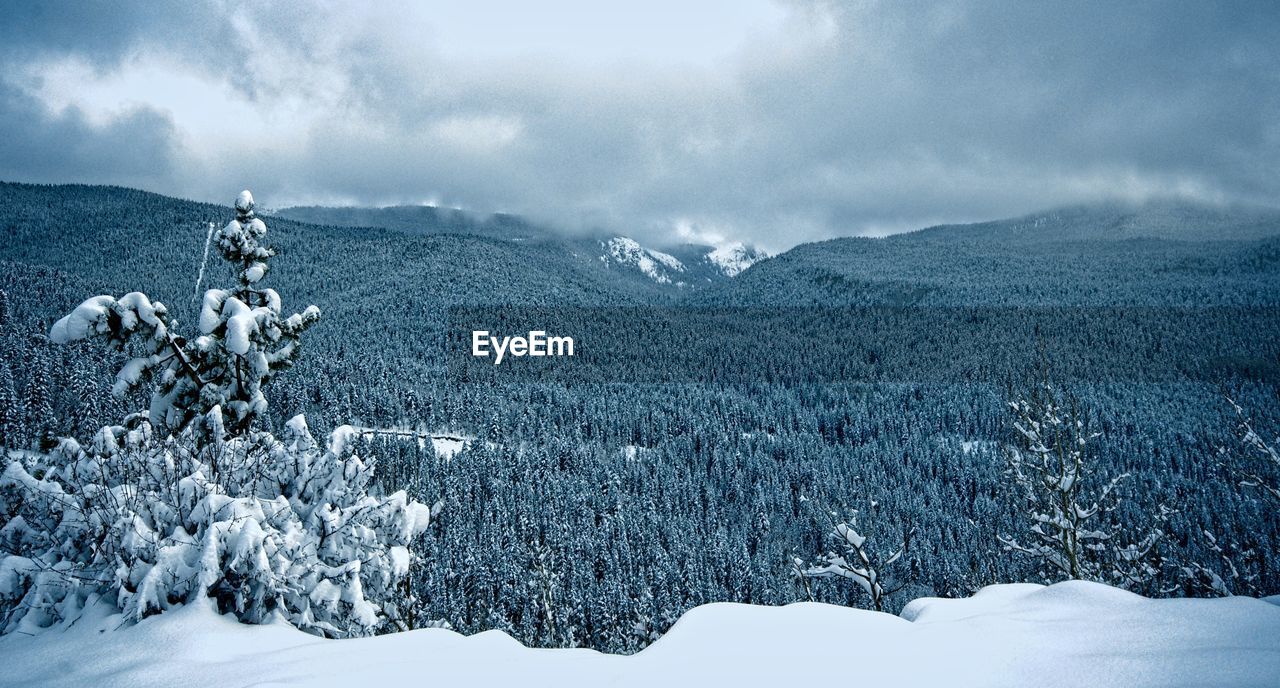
1222, 398, 1280, 504
998, 382, 1166, 590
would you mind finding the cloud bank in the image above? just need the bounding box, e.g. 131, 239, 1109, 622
1, 0, 1277, 250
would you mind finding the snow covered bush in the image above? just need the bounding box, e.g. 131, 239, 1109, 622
0, 191, 434, 638
796, 506, 915, 611
997, 382, 1166, 589
1, 416, 432, 637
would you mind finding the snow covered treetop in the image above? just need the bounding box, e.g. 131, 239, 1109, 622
47, 189, 319, 438
221, 189, 273, 286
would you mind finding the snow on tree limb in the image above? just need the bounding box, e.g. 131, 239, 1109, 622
998, 382, 1166, 590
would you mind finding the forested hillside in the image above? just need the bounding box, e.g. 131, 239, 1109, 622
1, 182, 1277, 653
700, 233, 1280, 307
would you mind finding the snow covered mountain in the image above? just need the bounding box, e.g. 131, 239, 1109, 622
705, 241, 766, 277
903, 198, 1280, 243
597, 236, 767, 286
4, 181, 1280, 679
599, 237, 687, 285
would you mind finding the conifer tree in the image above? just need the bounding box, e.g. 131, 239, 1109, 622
21, 341, 54, 446
0, 365, 17, 448
67, 354, 101, 438
1, 191, 433, 638
48, 190, 320, 439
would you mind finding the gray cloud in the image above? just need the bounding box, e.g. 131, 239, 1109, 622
0, 81, 178, 187
1, 0, 1277, 250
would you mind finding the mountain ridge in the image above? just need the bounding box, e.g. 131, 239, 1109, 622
900, 198, 1280, 243
272, 201, 768, 286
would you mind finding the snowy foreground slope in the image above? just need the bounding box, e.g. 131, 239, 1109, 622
2, 582, 1278, 688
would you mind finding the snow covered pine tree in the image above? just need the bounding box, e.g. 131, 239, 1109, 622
0, 191, 434, 638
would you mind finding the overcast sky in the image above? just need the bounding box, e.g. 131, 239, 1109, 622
2, 1, 1277, 250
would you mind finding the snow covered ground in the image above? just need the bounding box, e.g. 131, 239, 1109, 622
2, 581, 1277, 687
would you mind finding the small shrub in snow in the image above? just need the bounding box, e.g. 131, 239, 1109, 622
796, 504, 916, 611
1179, 528, 1259, 597
1178, 398, 1279, 596
0, 191, 434, 638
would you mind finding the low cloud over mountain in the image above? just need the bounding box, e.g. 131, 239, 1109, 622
1, 1, 1277, 250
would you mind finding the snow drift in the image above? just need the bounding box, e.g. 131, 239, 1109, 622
1, 581, 1277, 688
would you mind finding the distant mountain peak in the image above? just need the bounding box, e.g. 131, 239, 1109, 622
706, 241, 766, 277
600, 236, 686, 285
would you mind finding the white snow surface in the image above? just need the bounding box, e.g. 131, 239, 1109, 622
2, 581, 1277, 687
646, 248, 685, 272
343, 427, 471, 460
430, 435, 468, 460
